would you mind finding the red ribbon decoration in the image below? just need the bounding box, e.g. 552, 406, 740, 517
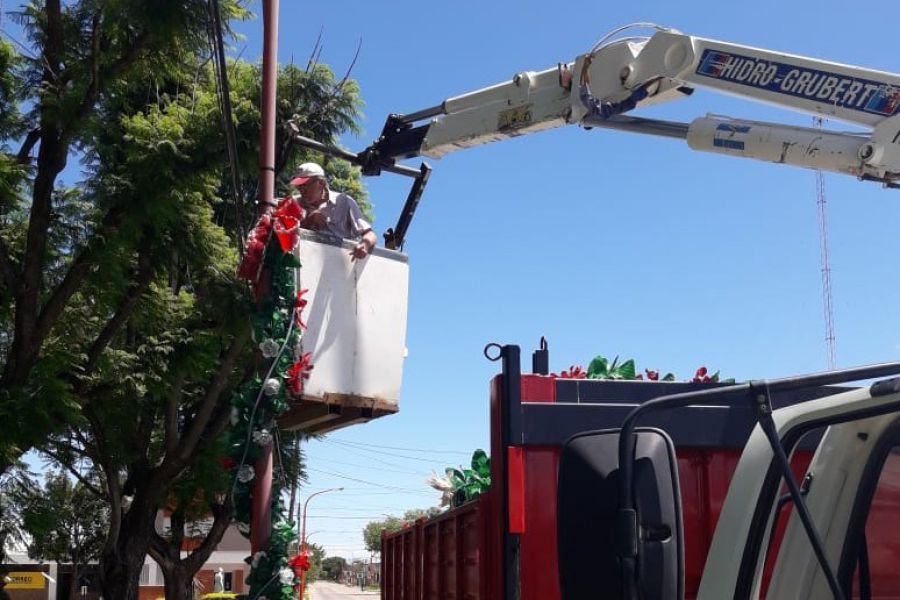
294, 289, 309, 329
287, 352, 314, 396
289, 552, 311, 574
273, 196, 304, 253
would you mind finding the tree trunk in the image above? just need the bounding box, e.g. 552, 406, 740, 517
68, 564, 79, 600
152, 501, 234, 600
99, 492, 159, 600
161, 564, 195, 600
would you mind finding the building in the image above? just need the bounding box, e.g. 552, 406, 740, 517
3, 516, 252, 599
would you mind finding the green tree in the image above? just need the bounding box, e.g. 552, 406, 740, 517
0, 2, 365, 597
305, 542, 325, 585
362, 508, 442, 554
321, 556, 348, 582
0, 462, 37, 599
362, 516, 404, 554
0, 0, 250, 474
21, 471, 107, 600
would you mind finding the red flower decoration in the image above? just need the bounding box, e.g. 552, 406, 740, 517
645, 369, 659, 381
294, 289, 309, 329
286, 352, 314, 396
552, 365, 587, 379
692, 366, 711, 383
237, 214, 273, 282
289, 552, 311, 573
273, 197, 305, 253
218, 456, 236, 471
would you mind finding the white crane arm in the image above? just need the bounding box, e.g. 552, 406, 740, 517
362, 26, 900, 187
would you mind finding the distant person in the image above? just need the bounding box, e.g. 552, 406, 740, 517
213, 567, 225, 593
291, 162, 378, 260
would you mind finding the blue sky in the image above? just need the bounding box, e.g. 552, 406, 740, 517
13, 0, 900, 563
228, 0, 900, 561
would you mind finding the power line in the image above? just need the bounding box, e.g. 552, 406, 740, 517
323, 439, 466, 465
326, 437, 472, 456
313, 456, 432, 478
317, 442, 447, 471
307, 467, 435, 496
304, 516, 387, 520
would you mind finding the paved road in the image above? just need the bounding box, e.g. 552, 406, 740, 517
309, 580, 379, 599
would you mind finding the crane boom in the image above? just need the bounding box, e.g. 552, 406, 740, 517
358, 25, 900, 187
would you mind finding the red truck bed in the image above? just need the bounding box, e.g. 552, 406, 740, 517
382, 347, 900, 599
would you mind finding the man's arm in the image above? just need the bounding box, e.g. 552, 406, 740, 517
352, 229, 378, 260
344, 194, 376, 260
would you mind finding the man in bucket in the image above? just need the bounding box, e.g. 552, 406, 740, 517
291, 162, 377, 260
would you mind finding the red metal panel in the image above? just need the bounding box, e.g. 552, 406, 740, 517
519, 446, 562, 600
520, 374, 556, 403
508, 447, 525, 534
860, 451, 900, 597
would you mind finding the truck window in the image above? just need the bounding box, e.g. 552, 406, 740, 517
850, 446, 900, 598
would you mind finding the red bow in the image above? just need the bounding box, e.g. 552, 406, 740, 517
287, 353, 314, 396
236, 214, 273, 282
294, 289, 309, 329
273, 197, 304, 253
289, 552, 311, 572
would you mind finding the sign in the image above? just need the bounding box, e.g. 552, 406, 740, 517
696, 49, 900, 117
5, 571, 45, 589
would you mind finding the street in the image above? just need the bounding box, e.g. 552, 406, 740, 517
309, 580, 379, 599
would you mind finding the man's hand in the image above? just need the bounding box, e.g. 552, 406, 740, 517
351, 239, 372, 260
350, 231, 377, 261
302, 210, 327, 230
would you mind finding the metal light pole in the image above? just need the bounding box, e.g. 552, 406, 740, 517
298, 487, 344, 598
250, 0, 280, 558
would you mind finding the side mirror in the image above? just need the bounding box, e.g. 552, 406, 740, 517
557, 428, 684, 600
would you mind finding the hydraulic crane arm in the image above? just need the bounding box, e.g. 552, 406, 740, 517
358, 24, 900, 187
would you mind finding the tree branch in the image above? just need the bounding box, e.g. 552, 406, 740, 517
37, 446, 106, 500
0, 238, 16, 294
12, 204, 128, 381
44, 0, 64, 77
148, 531, 175, 570
163, 371, 187, 458
15, 128, 41, 164
173, 327, 249, 465
182, 499, 233, 574
61, 29, 151, 145
82, 241, 154, 376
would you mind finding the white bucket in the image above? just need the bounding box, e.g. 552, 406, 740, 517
295, 230, 409, 407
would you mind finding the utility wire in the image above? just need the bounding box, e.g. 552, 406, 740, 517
207, 0, 246, 249
313, 456, 432, 477
323, 439, 464, 464
307, 467, 435, 495
324, 437, 472, 456
317, 442, 445, 472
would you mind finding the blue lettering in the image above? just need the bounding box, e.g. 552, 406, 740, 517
695, 49, 900, 117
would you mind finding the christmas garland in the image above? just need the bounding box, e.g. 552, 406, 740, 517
221, 196, 312, 600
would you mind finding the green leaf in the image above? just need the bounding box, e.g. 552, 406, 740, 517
662, 373, 676, 382
282, 253, 302, 269
587, 356, 610, 379
613, 359, 636, 380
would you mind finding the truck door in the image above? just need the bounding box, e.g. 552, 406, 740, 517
697, 381, 900, 599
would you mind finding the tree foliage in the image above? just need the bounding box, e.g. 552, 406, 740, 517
0, 462, 37, 599
321, 555, 348, 582
0, 1, 367, 598
21, 471, 107, 600
362, 508, 442, 554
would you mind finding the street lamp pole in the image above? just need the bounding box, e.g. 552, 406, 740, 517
298, 487, 344, 598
